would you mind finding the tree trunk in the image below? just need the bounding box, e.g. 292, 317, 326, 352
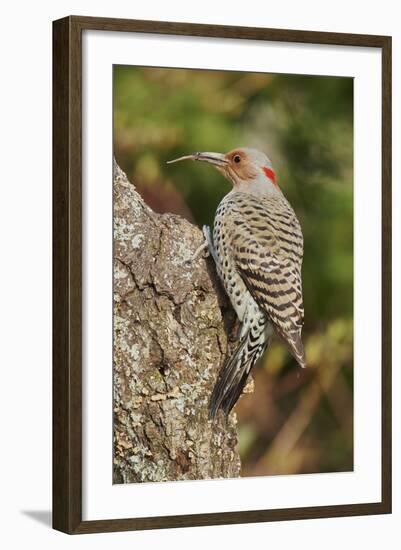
113, 161, 241, 483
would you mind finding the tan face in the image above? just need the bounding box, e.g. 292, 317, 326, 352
217, 149, 260, 186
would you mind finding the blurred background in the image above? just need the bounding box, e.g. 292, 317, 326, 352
114, 66, 353, 477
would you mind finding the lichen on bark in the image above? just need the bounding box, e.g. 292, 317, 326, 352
113, 161, 241, 483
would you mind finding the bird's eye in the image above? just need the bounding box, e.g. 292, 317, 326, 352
233, 155, 241, 163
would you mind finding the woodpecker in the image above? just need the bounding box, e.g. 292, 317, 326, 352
167, 148, 305, 419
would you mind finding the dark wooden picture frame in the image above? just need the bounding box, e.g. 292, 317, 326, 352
53, 15, 392, 534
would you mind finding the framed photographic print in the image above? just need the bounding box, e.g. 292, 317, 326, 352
53, 16, 392, 534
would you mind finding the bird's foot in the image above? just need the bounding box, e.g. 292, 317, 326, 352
202, 225, 218, 264
189, 239, 210, 262
179, 232, 210, 266
178, 225, 216, 266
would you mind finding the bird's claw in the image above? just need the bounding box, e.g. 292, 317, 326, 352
202, 225, 218, 264
185, 240, 210, 264
178, 225, 216, 266
178, 229, 210, 266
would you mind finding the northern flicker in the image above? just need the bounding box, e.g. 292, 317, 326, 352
167, 147, 305, 419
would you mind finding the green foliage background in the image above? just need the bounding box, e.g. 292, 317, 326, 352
114, 66, 353, 476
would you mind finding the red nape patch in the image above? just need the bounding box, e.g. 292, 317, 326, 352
263, 166, 278, 187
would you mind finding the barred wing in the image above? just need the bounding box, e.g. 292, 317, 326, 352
229, 195, 306, 367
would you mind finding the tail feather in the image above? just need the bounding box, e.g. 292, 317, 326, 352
209, 329, 268, 420
220, 346, 266, 416
209, 338, 248, 420
275, 326, 306, 369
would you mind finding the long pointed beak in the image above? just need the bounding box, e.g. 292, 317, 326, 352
167, 152, 228, 167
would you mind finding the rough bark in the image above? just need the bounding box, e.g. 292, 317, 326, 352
113, 161, 241, 483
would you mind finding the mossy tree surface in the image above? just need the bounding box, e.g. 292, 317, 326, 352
113, 162, 241, 483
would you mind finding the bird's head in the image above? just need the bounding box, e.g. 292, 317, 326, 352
167, 147, 280, 196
